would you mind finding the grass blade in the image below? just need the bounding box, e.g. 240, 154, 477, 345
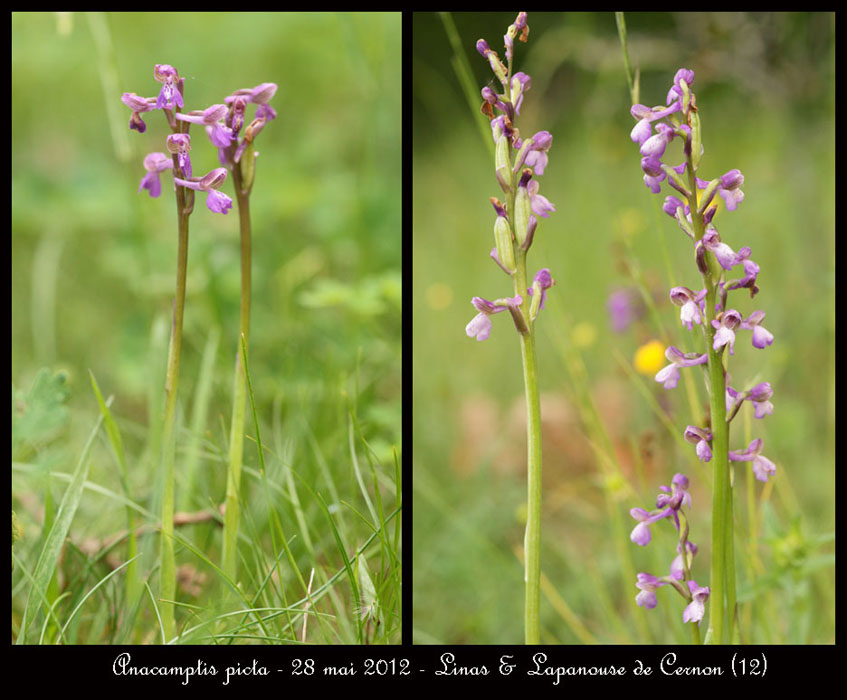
17, 402, 107, 643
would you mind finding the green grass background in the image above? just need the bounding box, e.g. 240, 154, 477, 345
413, 11, 834, 644
12, 12, 401, 643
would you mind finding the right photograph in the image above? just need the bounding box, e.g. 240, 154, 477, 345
412, 11, 834, 644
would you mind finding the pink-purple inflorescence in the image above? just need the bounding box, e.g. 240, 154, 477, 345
631, 68, 775, 482
122, 65, 277, 215
465, 13, 557, 342
627, 68, 776, 625
630, 473, 709, 624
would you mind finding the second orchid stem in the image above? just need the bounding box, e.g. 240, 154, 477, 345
222, 163, 252, 582
160, 180, 190, 642
685, 161, 735, 645
521, 322, 542, 645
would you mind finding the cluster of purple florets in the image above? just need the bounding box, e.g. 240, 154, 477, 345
464, 13, 557, 342
627, 68, 778, 624
629, 473, 710, 624
631, 68, 776, 484
122, 64, 277, 215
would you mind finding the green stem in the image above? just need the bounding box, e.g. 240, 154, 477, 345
160, 185, 190, 642
512, 249, 542, 645
521, 318, 542, 644
682, 158, 734, 645
222, 165, 252, 582
706, 341, 730, 644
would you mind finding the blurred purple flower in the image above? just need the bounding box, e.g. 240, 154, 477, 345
606, 287, 642, 333
138, 152, 172, 197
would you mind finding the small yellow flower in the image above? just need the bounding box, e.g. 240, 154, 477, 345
634, 339, 666, 376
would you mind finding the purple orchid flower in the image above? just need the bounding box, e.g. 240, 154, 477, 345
669, 286, 706, 330
684, 425, 713, 462
654, 346, 708, 390
511, 72, 531, 115
121, 92, 157, 133
630, 473, 690, 545
629, 102, 682, 146
666, 68, 695, 108
465, 295, 523, 342
711, 309, 743, 354
682, 580, 710, 624
748, 382, 774, 418
527, 268, 554, 312
635, 573, 668, 609
718, 169, 745, 211
153, 64, 184, 111
740, 310, 774, 349
175, 104, 234, 148
726, 256, 761, 297
173, 167, 233, 214
166, 133, 192, 178
640, 122, 676, 160
527, 179, 555, 218
700, 228, 739, 270
138, 152, 173, 198
729, 438, 776, 482
524, 130, 552, 175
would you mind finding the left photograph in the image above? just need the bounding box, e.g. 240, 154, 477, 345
12, 12, 401, 644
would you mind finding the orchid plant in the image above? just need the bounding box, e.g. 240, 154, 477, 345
623, 59, 776, 643
465, 12, 556, 644
122, 65, 276, 639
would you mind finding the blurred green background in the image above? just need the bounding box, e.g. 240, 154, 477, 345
413, 12, 834, 644
12, 12, 401, 642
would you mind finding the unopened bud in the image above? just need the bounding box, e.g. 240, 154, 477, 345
514, 169, 532, 247
491, 198, 516, 273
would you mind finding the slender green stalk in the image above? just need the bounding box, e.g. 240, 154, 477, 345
682, 160, 734, 645
614, 12, 639, 105
705, 342, 730, 643
222, 164, 252, 582
517, 288, 543, 644
159, 168, 191, 642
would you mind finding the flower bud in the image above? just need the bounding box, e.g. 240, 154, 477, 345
689, 110, 703, 171
494, 134, 512, 193
491, 198, 516, 273
514, 170, 533, 247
